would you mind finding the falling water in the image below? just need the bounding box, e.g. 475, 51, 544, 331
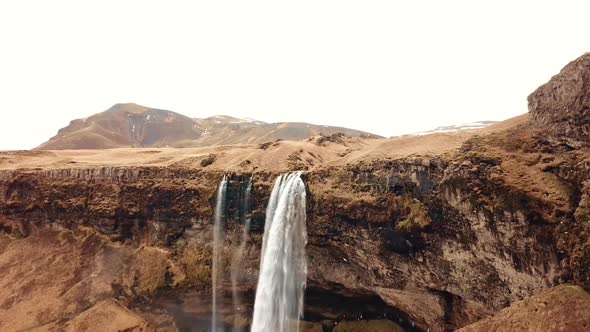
251, 171, 307, 332
211, 175, 228, 332
230, 176, 253, 330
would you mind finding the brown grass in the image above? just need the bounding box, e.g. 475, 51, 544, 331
176, 240, 212, 288
393, 196, 431, 231
200, 154, 217, 167
133, 246, 178, 294
0, 114, 528, 173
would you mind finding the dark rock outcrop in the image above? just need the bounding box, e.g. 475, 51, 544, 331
529, 53, 590, 148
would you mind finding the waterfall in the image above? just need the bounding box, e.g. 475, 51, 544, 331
251, 171, 307, 332
230, 176, 253, 330
212, 175, 228, 332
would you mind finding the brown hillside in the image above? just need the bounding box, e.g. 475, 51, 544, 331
4, 114, 527, 173
459, 285, 590, 332
35, 103, 380, 150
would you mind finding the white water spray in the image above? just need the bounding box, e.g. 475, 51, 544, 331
251, 171, 307, 332
212, 175, 228, 332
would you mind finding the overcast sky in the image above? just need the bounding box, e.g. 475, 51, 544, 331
0, 1, 588, 150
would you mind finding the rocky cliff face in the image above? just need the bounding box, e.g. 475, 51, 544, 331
2, 124, 589, 331
2, 54, 590, 332
529, 53, 590, 148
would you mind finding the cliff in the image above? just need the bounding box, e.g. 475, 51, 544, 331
1, 54, 590, 332
529, 53, 590, 148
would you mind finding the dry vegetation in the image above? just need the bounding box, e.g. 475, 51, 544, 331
175, 240, 212, 288
458, 120, 577, 221
459, 285, 590, 332
200, 153, 217, 167
133, 246, 182, 294
0, 114, 528, 173
393, 196, 431, 231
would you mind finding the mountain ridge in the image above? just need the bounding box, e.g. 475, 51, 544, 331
35, 103, 380, 150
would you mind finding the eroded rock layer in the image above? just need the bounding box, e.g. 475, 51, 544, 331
2, 54, 590, 331
1, 119, 590, 331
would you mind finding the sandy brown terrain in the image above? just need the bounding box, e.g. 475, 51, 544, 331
1, 114, 528, 173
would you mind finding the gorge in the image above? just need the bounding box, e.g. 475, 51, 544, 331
1, 54, 590, 331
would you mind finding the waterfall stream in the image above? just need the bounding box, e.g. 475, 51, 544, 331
230, 177, 252, 330
251, 171, 307, 332
211, 175, 228, 332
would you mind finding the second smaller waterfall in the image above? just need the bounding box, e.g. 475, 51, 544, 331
230, 176, 253, 330
211, 175, 228, 332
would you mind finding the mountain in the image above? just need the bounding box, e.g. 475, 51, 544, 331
35, 103, 380, 150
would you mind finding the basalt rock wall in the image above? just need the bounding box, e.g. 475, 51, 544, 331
1, 143, 586, 331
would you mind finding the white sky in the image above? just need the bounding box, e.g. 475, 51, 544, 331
0, 1, 588, 150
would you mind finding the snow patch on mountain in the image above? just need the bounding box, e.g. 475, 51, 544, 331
412, 121, 496, 136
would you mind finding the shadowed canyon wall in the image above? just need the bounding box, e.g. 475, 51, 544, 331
2, 53, 590, 331
1, 134, 589, 331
